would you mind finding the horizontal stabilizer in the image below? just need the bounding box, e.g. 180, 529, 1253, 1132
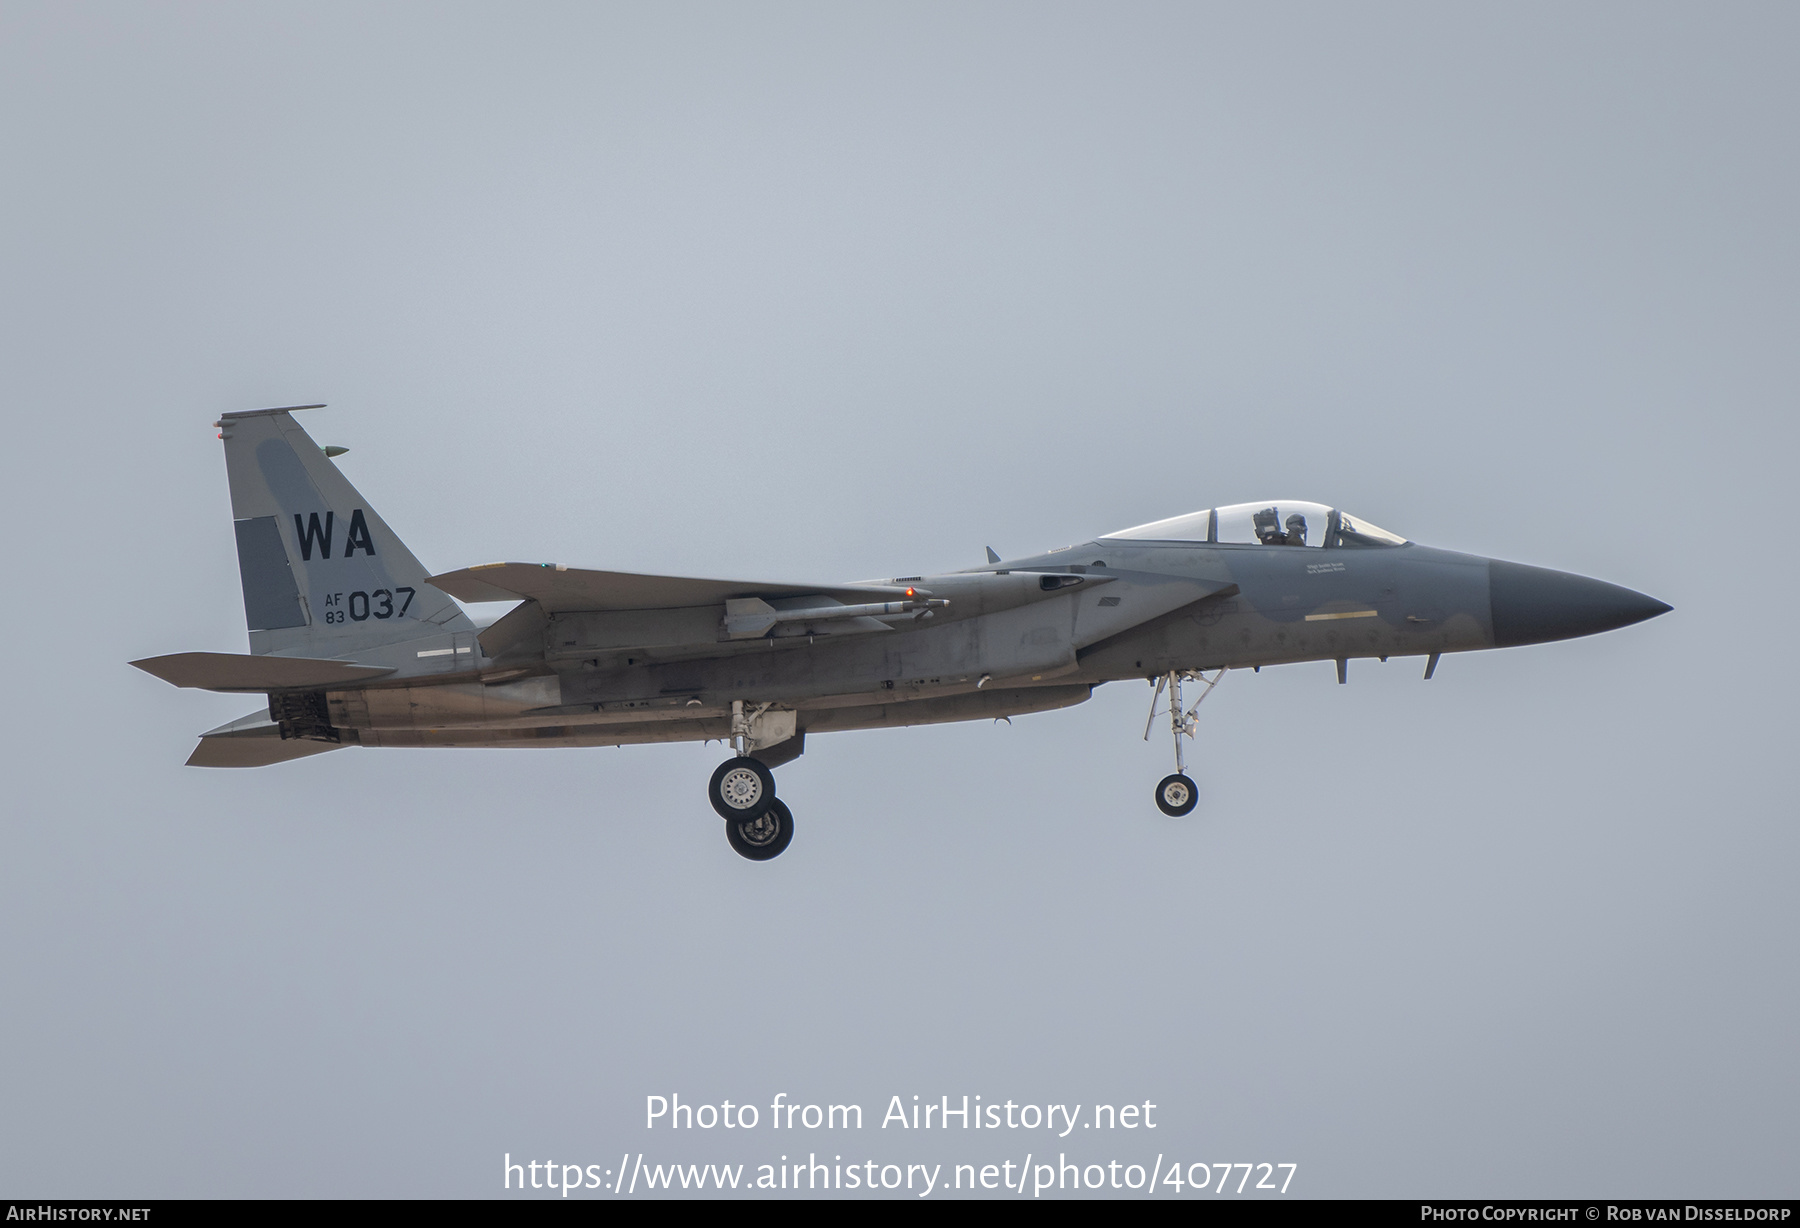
131, 651, 394, 692
428, 562, 916, 613
186, 708, 346, 766
188, 732, 343, 768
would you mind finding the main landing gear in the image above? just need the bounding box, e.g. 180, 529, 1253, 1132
724, 797, 794, 861
708, 756, 774, 820
1144, 669, 1226, 817
710, 702, 796, 861
710, 754, 794, 861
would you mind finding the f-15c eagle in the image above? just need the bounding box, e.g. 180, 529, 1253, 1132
134, 406, 1670, 860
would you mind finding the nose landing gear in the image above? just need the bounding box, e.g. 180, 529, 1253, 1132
1144, 669, 1225, 817
1155, 772, 1198, 817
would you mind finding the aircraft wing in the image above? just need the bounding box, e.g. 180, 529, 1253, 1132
427, 562, 915, 613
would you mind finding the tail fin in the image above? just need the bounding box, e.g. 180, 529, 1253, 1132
218, 406, 472, 656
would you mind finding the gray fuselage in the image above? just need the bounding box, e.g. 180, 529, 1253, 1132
338, 536, 1657, 756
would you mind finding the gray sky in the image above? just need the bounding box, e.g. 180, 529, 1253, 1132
1, 1, 1794, 1198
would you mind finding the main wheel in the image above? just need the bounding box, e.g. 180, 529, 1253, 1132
726, 798, 794, 861
1155, 772, 1199, 817
709, 756, 776, 820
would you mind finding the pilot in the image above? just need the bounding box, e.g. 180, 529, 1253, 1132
1284, 513, 1308, 546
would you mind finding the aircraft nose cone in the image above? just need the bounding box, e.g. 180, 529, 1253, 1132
1489, 560, 1672, 648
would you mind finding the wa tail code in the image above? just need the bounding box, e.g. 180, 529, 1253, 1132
293, 509, 376, 560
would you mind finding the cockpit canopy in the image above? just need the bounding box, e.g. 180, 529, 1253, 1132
1101, 501, 1408, 548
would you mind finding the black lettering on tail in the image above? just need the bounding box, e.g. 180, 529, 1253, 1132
295, 511, 334, 560
344, 508, 376, 557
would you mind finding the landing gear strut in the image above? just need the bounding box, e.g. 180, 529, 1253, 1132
712, 700, 794, 860
1144, 669, 1226, 817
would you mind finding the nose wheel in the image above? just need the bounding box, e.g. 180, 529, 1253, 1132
1155, 773, 1199, 816
1144, 669, 1225, 817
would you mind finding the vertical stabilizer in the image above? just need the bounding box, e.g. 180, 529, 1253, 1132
217, 407, 473, 657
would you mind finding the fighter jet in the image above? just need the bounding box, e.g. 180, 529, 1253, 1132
133, 407, 1671, 860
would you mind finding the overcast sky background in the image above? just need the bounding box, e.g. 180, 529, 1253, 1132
1, 1, 1794, 1199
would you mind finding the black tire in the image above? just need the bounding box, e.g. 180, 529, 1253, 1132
1155, 772, 1199, 817
709, 756, 776, 820
725, 798, 794, 861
